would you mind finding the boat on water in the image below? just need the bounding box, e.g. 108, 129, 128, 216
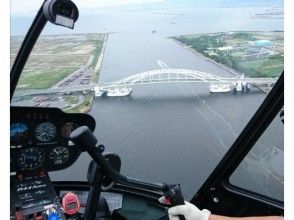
209, 84, 231, 93
106, 87, 133, 97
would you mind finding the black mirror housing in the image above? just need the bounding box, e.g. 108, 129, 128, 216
43, 0, 79, 29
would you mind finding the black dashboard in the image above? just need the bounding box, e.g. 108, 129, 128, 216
10, 106, 96, 172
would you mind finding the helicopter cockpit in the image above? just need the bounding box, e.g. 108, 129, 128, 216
10, 0, 284, 219
10, 106, 177, 220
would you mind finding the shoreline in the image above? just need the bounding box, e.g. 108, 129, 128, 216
69, 33, 109, 113
93, 33, 108, 84
170, 38, 242, 77
170, 38, 272, 93
82, 33, 109, 113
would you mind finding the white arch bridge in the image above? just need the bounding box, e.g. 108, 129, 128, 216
14, 69, 277, 97
97, 69, 277, 96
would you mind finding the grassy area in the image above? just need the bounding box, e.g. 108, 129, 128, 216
173, 31, 284, 78
17, 67, 77, 90
91, 41, 103, 66
64, 95, 80, 105
239, 60, 266, 69
239, 58, 283, 77
65, 93, 94, 113
174, 34, 226, 53
11, 33, 106, 91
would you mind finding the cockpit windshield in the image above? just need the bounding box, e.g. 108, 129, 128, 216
11, 0, 284, 200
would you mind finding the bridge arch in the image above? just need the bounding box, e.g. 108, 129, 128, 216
100, 69, 231, 89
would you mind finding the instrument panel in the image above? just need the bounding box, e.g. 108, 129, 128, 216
10, 106, 96, 172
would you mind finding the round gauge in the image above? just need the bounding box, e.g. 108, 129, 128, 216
18, 147, 44, 169
10, 123, 28, 144
61, 122, 77, 139
35, 122, 57, 142
49, 146, 69, 165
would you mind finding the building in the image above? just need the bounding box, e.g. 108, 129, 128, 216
254, 40, 272, 47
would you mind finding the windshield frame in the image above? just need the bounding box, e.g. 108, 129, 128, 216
10, 1, 47, 101
191, 72, 284, 206
10, 0, 284, 202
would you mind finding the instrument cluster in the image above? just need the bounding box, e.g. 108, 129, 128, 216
10, 106, 96, 172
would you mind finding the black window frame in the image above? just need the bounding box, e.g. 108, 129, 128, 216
191, 72, 284, 211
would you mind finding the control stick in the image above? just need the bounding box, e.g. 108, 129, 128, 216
70, 126, 186, 220
70, 126, 167, 191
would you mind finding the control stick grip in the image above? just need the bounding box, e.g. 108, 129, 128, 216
70, 126, 98, 150
70, 126, 126, 182
164, 184, 186, 220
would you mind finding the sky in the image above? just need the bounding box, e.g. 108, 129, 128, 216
11, 0, 283, 16
11, 0, 165, 16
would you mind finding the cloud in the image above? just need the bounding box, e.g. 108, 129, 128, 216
11, 0, 165, 16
